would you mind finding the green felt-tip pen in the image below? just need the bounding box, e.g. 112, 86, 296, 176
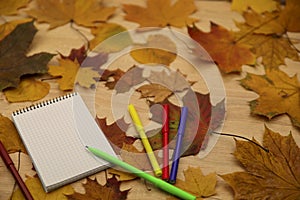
86, 146, 196, 200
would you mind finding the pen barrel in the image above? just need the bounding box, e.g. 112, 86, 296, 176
162, 130, 169, 180
87, 147, 195, 200
139, 130, 162, 177
169, 133, 184, 183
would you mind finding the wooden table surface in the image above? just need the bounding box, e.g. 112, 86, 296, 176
1, 1, 299, 199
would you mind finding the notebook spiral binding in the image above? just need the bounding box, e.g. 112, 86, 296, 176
12, 92, 78, 116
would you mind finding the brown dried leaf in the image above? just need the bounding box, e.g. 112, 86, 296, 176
66, 177, 130, 200
136, 84, 173, 103
188, 23, 256, 73
221, 126, 300, 199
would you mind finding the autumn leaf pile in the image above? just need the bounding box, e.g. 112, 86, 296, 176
0, 0, 300, 199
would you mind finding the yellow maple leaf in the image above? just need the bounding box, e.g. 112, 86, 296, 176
167, 166, 217, 199
12, 176, 74, 200
0, 19, 32, 41
49, 59, 100, 90
130, 34, 177, 66
231, 0, 278, 14
240, 69, 300, 128
0, 0, 29, 15
48, 59, 79, 91
0, 114, 26, 153
235, 22, 299, 69
123, 0, 198, 28
4, 77, 50, 103
27, 0, 116, 29
90, 23, 132, 52
243, 11, 285, 35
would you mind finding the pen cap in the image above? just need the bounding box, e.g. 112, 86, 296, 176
178, 107, 188, 134
162, 104, 169, 132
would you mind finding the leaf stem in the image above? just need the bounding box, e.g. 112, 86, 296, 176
212, 131, 269, 152
69, 21, 90, 50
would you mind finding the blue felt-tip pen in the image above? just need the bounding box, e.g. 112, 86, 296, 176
169, 106, 188, 184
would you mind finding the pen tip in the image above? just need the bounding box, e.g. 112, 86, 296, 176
85, 145, 89, 148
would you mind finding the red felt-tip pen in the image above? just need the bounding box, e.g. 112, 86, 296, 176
0, 141, 33, 200
162, 104, 170, 180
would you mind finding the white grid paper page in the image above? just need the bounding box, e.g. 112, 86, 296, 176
12, 93, 116, 192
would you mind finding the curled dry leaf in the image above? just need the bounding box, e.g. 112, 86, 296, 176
0, 21, 54, 91
221, 126, 300, 199
123, 0, 198, 28
4, 77, 50, 103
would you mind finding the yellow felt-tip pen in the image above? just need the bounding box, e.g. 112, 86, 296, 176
128, 104, 162, 177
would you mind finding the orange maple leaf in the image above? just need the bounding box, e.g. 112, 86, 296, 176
123, 0, 198, 28
188, 23, 256, 73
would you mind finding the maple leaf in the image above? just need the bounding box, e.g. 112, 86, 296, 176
123, 0, 198, 28
0, 114, 26, 153
0, 0, 29, 15
130, 34, 177, 66
27, 0, 116, 29
48, 59, 79, 91
100, 68, 125, 90
221, 126, 300, 199
137, 84, 173, 103
66, 176, 130, 200
48, 59, 99, 90
4, 77, 50, 102
236, 22, 299, 69
0, 21, 54, 91
60, 45, 87, 64
242, 11, 285, 35
240, 69, 300, 128
100, 66, 146, 93
96, 117, 137, 154
167, 166, 217, 199
12, 175, 74, 200
231, 0, 278, 14
0, 19, 32, 41
187, 23, 256, 73
90, 23, 132, 52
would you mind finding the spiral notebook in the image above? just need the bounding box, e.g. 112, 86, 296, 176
12, 92, 117, 192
